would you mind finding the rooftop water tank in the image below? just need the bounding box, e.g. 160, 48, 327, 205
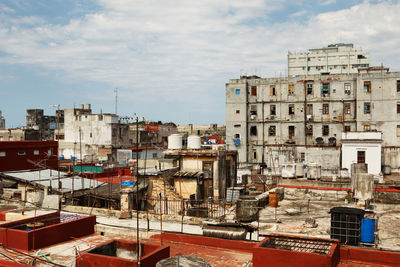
168, 134, 182, 150
295, 163, 304, 178
307, 163, 321, 180
281, 163, 296, 178
187, 135, 201, 149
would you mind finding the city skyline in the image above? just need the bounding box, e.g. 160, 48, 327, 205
1, 0, 400, 127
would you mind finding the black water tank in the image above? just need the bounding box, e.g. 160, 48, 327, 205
330, 207, 365, 245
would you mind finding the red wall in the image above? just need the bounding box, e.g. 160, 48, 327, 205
76, 240, 170, 267
0, 141, 58, 171
0, 211, 95, 251
340, 246, 400, 266
152, 232, 256, 253
0, 259, 26, 267
252, 236, 340, 267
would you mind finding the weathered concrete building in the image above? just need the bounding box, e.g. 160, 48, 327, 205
177, 124, 225, 138
0, 128, 42, 141
25, 108, 64, 140
129, 123, 177, 147
288, 43, 369, 76
226, 66, 400, 174
59, 104, 130, 162
163, 149, 237, 200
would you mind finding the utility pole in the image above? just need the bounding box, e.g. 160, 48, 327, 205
135, 115, 139, 259
79, 127, 84, 190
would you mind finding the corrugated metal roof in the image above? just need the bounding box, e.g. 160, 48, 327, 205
2, 169, 104, 193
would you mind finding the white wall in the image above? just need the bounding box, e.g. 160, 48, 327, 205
342, 142, 381, 175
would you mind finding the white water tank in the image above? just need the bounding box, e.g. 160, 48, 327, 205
281, 163, 296, 178
168, 134, 182, 149
295, 163, 304, 178
187, 135, 201, 149
307, 163, 321, 180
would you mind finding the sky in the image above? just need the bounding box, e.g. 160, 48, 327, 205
0, 0, 400, 127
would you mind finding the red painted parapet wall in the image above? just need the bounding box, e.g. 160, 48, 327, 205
0, 259, 26, 267
0, 211, 96, 251
253, 234, 340, 267
340, 246, 400, 266
76, 239, 170, 267
151, 232, 256, 253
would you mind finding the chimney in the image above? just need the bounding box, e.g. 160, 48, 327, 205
79, 104, 84, 109
86, 104, 91, 110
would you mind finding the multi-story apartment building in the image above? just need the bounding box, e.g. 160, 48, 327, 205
288, 43, 369, 76
226, 67, 400, 173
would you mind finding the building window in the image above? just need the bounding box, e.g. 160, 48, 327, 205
234, 134, 240, 139
364, 81, 371, 93
270, 105, 276, 115
357, 151, 366, 164
250, 126, 257, 136
321, 83, 330, 94
18, 151, 26, 156
322, 103, 329, 115
344, 103, 351, 114
288, 126, 295, 138
98, 115, 103, 121
270, 85, 276, 96
269, 126, 276, 136
307, 83, 313, 95
364, 125, 371, 132
251, 86, 257, 96
300, 152, 305, 162
48, 149, 52, 155
344, 83, 351, 95
397, 80, 400, 92
306, 125, 313, 135
252, 150, 257, 160
288, 84, 294, 95
0, 152, 5, 157
364, 102, 371, 114
288, 104, 295, 115
344, 125, 351, 132
397, 103, 400, 114
33, 150, 39, 155
250, 105, 257, 120
322, 125, 329, 136
236, 110, 240, 114
235, 89, 240, 95
397, 125, 400, 137
234, 124, 241, 128
306, 104, 313, 117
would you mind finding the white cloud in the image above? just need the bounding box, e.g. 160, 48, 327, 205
319, 0, 336, 6
0, 0, 400, 122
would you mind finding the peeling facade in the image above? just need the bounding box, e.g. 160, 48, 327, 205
164, 149, 237, 200
226, 67, 400, 173
60, 105, 130, 162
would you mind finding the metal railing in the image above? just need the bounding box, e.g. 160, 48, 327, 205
139, 198, 230, 219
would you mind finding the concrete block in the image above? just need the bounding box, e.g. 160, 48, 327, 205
42, 195, 60, 210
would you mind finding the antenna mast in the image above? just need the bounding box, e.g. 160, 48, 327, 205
114, 88, 118, 115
